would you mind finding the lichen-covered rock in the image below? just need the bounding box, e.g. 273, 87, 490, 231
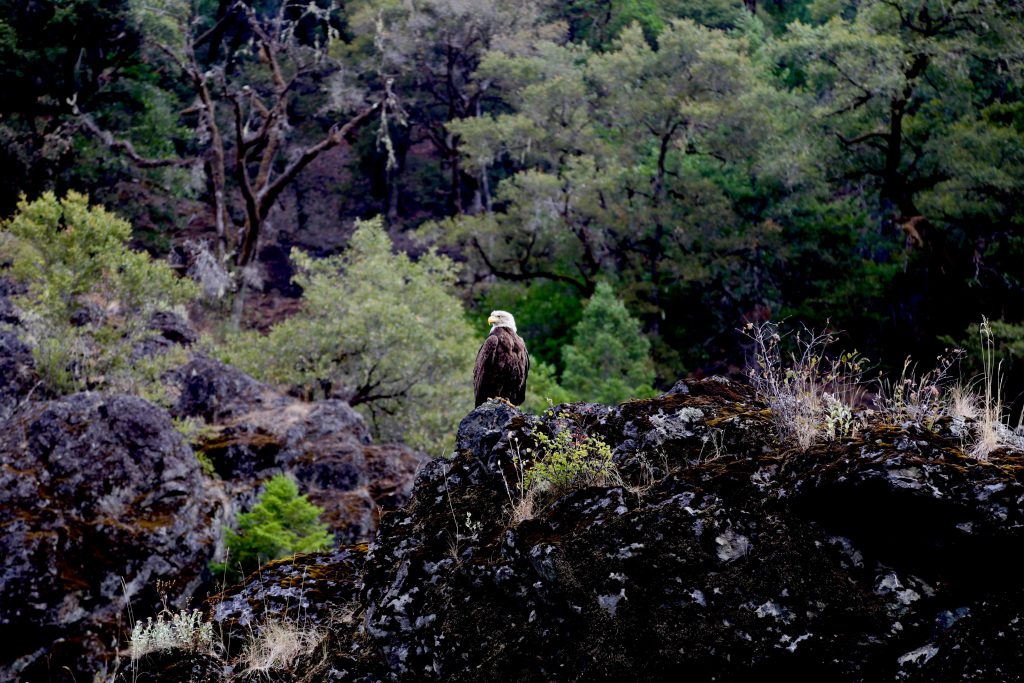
285, 377, 1024, 682
132, 310, 198, 360
127, 650, 223, 683
209, 546, 366, 653
167, 355, 289, 423
0, 329, 39, 422
0, 295, 17, 325
192, 387, 424, 545
0, 393, 221, 682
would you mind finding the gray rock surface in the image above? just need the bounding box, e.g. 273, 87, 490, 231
0, 329, 38, 422
0, 392, 221, 681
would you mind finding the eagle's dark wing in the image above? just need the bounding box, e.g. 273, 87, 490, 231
474, 333, 502, 407
512, 337, 530, 405
474, 328, 530, 407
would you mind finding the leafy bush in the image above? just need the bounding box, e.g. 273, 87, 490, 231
525, 416, 619, 494
0, 191, 195, 395
211, 475, 332, 583
561, 282, 657, 405
215, 217, 477, 453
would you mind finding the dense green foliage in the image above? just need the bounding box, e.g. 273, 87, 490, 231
211, 474, 333, 583
215, 217, 478, 452
1, 0, 1023, 417
562, 283, 657, 404
0, 192, 195, 396
526, 419, 618, 493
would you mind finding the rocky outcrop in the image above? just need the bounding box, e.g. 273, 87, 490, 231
0, 278, 39, 422
0, 359, 425, 682
167, 355, 289, 423
171, 357, 426, 544
210, 546, 366, 649
0, 287, 428, 681
197, 378, 1024, 682
0, 393, 222, 682
131, 310, 199, 360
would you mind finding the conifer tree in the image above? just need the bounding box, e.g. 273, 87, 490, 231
561, 282, 656, 404
212, 475, 332, 583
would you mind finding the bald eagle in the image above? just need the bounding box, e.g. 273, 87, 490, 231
474, 310, 529, 407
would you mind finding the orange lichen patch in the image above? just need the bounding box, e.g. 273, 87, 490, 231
134, 514, 178, 531
197, 431, 284, 454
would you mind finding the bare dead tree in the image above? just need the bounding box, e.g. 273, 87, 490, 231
75, 0, 400, 325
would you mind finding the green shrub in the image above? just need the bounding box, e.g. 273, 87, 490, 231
215, 216, 477, 453
0, 191, 196, 396
522, 357, 575, 415
211, 474, 333, 583
526, 417, 619, 494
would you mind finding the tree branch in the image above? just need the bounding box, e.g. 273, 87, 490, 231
75, 108, 194, 169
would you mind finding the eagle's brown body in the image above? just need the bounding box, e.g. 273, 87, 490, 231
474, 325, 529, 407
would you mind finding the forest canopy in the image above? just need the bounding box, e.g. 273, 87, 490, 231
1, 0, 1023, 431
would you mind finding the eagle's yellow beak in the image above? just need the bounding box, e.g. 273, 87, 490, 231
487, 315, 497, 325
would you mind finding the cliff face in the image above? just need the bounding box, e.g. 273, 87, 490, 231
187, 379, 1024, 682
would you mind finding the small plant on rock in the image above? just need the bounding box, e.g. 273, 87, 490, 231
970, 318, 1024, 459
526, 415, 619, 494
873, 349, 964, 429
240, 621, 324, 674
211, 474, 333, 583
744, 320, 867, 449
129, 608, 214, 659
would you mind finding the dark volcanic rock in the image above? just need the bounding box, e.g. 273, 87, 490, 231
260, 377, 1024, 682
0, 329, 39, 422
209, 546, 366, 651
0, 295, 17, 325
132, 310, 199, 360
192, 387, 424, 545
128, 650, 223, 683
167, 355, 288, 423
149, 310, 198, 346
0, 393, 221, 682
88, 376, 1024, 679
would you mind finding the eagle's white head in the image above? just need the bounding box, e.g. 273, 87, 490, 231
487, 310, 517, 334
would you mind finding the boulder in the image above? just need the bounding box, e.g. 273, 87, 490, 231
0, 393, 221, 682
188, 381, 425, 545
209, 546, 366, 649
131, 310, 198, 360
166, 355, 288, 423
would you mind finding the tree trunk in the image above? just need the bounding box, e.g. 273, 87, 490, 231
230, 278, 248, 329
448, 131, 464, 213
881, 53, 929, 218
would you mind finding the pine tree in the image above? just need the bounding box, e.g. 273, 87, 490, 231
561, 283, 656, 404
212, 475, 333, 583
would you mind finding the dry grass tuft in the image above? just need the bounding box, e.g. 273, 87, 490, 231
240, 621, 324, 674
743, 321, 867, 450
